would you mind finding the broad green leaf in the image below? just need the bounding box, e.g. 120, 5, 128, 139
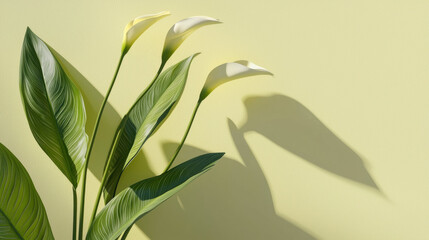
0, 143, 54, 240
102, 53, 198, 203
19, 28, 88, 188
87, 152, 224, 240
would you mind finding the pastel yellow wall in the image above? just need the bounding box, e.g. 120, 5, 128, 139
1, 0, 429, 239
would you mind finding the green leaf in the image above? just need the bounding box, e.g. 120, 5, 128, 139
0, 143, 54, 240
87, 152, 224, 240
102, 53, 199, 203
19, 28, 88, 188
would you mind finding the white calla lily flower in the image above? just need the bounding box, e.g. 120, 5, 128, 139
162, 16, 221, 62
199, 60, 273, 101
122, 11, 170, 54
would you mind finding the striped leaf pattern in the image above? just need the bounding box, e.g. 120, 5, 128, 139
0, 143, 54, 240
19, 28, 88, 188
102, 54, 198, 203
87, 152, 224, 240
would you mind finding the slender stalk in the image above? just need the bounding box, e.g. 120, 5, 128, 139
121, 70, 202, 240
120, 225, 132, 240
88, 126, 123, 224
78, 53, 125, 240
157, 60, 166, 77
164, 101, 201, 172
72, 187, 77, 240
128, 60, 166, 111
120, 99, 202, 240
88, 60, 166, 227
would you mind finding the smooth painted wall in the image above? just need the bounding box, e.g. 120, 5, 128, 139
1, 0, 428, 239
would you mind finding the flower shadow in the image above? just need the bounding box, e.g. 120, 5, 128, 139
240, 94, 379, 190
52, 49, 317, 239
132, 119, 317, 240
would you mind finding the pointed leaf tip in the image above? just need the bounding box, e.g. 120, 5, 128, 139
102, 53, 199, 203
89, 152, 224, 240
20, 29, 88, 187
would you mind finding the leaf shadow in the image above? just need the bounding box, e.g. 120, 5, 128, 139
240, 94, 380, 190
51, 48, 123, 179
131, 119, 317, 240
51, 50, 317, 238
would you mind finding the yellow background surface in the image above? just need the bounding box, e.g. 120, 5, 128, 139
1, 0, 429, 239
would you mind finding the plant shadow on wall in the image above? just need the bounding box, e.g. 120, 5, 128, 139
52, 50, 122, 180
57, 50, 378, 239
9, 11, 356, 240
131, 95, 381, 240
135, 124, 317, 240
57, 51, 316, 239
240, 94, 379, 190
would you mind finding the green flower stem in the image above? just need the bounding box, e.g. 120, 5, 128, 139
78, 52, 125, 240
163, 100, 202, 173
88, 125, 124, 225
72, 187, 77, 240
120, 95, 204, 240
120, 225, 132, 240
88, 60, 167, 228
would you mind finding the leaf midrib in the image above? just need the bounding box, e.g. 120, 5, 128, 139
124, 65, 188, 166
27, 33, 77, 186
0, 208, 24, 240
108, 64, 185, 181
104, 56, 194, 202
105, 173, 205, 240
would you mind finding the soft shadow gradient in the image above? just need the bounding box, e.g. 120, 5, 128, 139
240, 94, 379, 190
53, 50, 318, 239
52, 48, 122, 179
133, 119, 316, 240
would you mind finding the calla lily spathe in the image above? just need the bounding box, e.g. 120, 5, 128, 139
122, 11, 170, 54
162, 16, 221, 62
199, 60, 273, 101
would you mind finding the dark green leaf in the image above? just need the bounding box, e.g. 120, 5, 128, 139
19, 28, 88, 188
0, 143, 54, 240
87, 152, 223, 240
103, 54, 198, 203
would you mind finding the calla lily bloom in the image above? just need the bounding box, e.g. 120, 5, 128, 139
199, 60, 273, 101
162, 16, 221, 62
122, 11, 170, 54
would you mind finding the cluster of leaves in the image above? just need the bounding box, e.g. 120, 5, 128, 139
0, 11, 271, 240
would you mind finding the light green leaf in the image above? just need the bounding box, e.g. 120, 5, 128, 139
87, 152, 224, 240
19, 28, 88, 188
103, 54, 199, 203
0, 143, 54, 240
